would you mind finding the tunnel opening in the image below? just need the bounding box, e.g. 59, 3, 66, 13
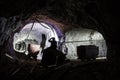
65, 27, 107, 61
0, 15, 107, 62
7, 17, 67, 61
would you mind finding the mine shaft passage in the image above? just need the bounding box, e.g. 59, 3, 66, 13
65, 28, 107, 60
13, 22, 66, 60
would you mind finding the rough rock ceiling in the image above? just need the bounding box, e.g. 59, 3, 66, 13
0, 0, 119, 32
0, 0, 118, 26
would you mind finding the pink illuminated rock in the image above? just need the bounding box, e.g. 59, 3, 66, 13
28, 44, 41, 54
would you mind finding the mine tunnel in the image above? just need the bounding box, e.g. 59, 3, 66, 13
0, 0, 120, 80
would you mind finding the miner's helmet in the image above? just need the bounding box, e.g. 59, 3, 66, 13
48, 37, 56, 42
48, 37, 57, 48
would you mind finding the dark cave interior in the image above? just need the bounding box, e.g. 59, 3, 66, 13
0, 0, 120, 80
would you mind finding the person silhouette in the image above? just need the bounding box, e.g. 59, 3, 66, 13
41, 37, 65, 67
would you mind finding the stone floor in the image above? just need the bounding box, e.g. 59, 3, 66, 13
0, 54, 119, 80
